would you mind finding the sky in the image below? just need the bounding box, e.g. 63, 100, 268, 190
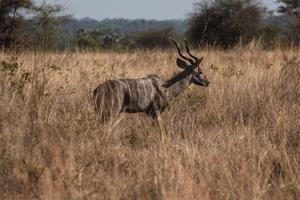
34, 0, 284, 21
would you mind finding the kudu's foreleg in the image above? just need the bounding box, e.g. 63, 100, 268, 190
146, 107, 165, 141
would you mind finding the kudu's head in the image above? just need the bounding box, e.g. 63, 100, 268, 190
170, 38, 210, 87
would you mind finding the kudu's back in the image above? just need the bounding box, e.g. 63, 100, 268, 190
93, 75, 167, 123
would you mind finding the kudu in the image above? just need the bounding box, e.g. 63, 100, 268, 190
93, 39, 210, 124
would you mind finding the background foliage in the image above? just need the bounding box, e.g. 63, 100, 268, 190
0, 0, 33, 48
187, 0, 267, 48
1, 0, 300, 51
276, 0, 300, 45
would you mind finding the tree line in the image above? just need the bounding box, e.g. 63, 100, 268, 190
1, 0, 300, 52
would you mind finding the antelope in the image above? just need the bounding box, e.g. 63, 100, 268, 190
93, 39, 210, 124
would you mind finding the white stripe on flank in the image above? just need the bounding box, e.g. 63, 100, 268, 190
110, 80, 120, 110
115, 79, 122, 91
107, 80, 114, 107
141, 78, 147, 107
123, 79, 131, 106
135, 79, 140, 107
146, 77, 154, 101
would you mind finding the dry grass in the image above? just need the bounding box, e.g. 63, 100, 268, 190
1, 43, 300, 199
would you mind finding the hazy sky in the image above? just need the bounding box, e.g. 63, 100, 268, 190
34, 0, 284, 20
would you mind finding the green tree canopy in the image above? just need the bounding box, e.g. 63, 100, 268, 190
277, 0, 300, 19
187, 0, 266, 48
29, 1, 72, 51
0, 0, 33, 48
276, 0, 300, 45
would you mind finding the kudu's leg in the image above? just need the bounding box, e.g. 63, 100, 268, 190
148, 108, 165, 141
156, 111, 165, 142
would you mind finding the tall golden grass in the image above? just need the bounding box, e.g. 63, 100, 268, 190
1, 42, 300, 199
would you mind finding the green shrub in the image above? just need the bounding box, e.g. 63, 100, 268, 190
134, 27, 175, 50
187, 0, 266, 48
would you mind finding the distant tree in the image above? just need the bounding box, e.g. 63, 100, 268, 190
29, 1, 72, 51
277, 0, 300, 19
76, 24, 131, 51
76, 28, 103, 51
276, 0, 300, 45
261, 24, 284, 49
134, 27, 175, 50
187, 0, 266, 48
0, 0, 33, 48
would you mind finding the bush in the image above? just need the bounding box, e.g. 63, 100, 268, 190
76, 28, 103, 51
187, 0, 266, 49
134, 27, 175, 50
76, 25, 135, 52
284, 18, 300, 46
261, 24, 284, 49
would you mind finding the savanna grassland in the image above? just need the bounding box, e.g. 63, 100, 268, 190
1, 42, 300, 199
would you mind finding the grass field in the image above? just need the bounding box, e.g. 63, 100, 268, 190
1, 42, 300, 199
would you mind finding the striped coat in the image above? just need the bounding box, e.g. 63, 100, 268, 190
93, 75, 167, 122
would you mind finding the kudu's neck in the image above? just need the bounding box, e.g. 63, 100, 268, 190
163, 70, 193, 100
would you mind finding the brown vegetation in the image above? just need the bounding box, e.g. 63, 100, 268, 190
1, 42, 300, 199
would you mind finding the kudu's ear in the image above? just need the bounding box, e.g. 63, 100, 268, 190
176, 58, 189, 69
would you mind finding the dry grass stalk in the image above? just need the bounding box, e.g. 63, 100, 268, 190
0, 45, 300, 199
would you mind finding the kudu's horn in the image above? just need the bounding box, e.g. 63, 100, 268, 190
183, 38, 198, 61
169, 39, 194, 65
